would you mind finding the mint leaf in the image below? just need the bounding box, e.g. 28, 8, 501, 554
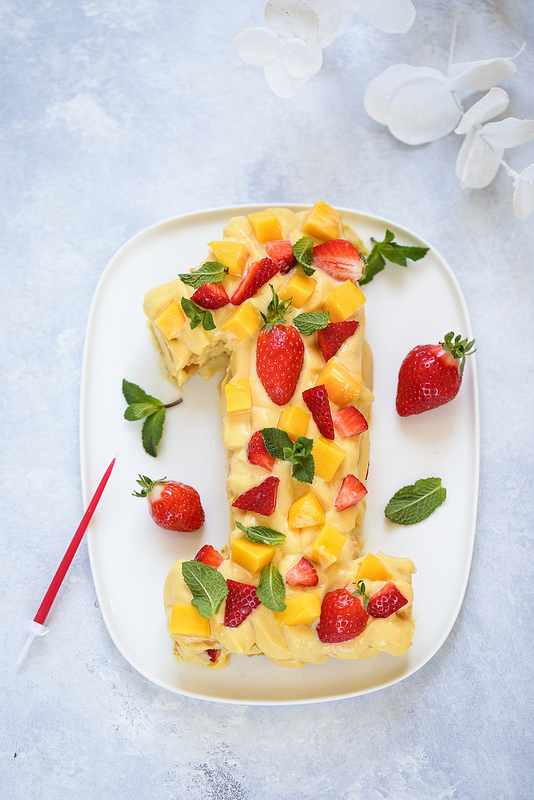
141, 407, 165, 457
182, 560, 229, 619
260, 428, 314, 483
360, 230, 429, 285
181, 297, 216, 331
124, 402, 162, 421
235, 520, 286, 546
385, 477, 446, 525
293, 311, 329, 336
360, 249, 386, 284
257, 564, 286, 612
178, 261, 228, 290
122, 379, 161, 406
292, 236, 315, 275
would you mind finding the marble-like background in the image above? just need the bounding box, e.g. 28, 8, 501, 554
2, 1, 533, 798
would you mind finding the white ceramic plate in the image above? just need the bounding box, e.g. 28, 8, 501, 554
80, 205, 479, 704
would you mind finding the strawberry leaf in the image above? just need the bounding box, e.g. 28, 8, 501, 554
181, 297, 216, 331
182, 560, 229, 619
256, 563, 286, 612
293, 311, 329, 336
360, 230, 429, 285
352, 579, 370, 610
141, 407, 166, 457
260, 428, 314, 483
178, 261, 228, 289
385, 477, 446, 525
235, 521, 286, 545
292, 236, 315, 276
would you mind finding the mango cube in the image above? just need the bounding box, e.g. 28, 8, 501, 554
154, 299, 185, 340
277, 405, 310, 441
248, 210, 282, 243
169, 604, 211, 638
278, 274, 317, 307
231, 536, 276, 576
316, 360, 362, 407
309, 523, 346, 568
311, 436, 346, 482
356, 553, 393, 582
288, 491, 325, 528
208, 240, 249, 277
221, 302, 261, 342
274, 593, 321, 626
323, 280, 366, 322
301, 201, 341, 241
224, 379, 252, 414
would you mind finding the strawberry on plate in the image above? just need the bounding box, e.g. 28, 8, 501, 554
190, 281, 229, 309
265, 240, 297, 273
232, 476, 280, 516
247, 430, 275, 472
334, 474, 368, 511
316, 587, 369, 643
224, 579, 260, 627
256, 288, 304, 405
285, 557, 318, 587
302, 385, 335, 439
230, 257, 279, 305
396, 331, 476, 416
316, 320, 359, 362
312, 240, 365, 282
368, 582, 408, 618
332, 406, 368, 438
194, 544, 224, 569
134, 475, 204, 532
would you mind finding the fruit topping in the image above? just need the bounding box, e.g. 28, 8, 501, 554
317, 320, 359, 362
334, 474, 368, 511
247, 430, 276, 471
368, 582, 408, 618
265, 240, 297, 273
134, 475, 204, 532
311, 239, 365, 282
332, 406, 368, 438
190, 281, 230, 309
302, 385, 335, 439
207, 648, 221, 663
232, 476, 280, 516
230, 257, 279, 305
224, 579, 261, 627
194, 544, 224, 569
316, 587, 369, 643
285, 557, 319, 587
256, 290, 304, 405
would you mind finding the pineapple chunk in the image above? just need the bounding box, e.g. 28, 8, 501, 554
311, 436, 346, 482
274, 593, 321, 626
221, 302, 261, 342
169, 604, 211, 638
154, 299, 185, 340
209, 240, 249, 277
231, 537, 276, 576
224, 379, 252, 414
278, 274, 317, 307
309, 523, 346, 568
288, 491, 325, 528
356, 553, 393, 582
316, 360, 362, 406
277, 405, 310, 441
301, 201, 341, 241
248, 210, 282, 243
323, 280, 366, 322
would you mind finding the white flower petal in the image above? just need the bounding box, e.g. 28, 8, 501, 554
265, 0, 320, 41
264, 60, 308, 98
342, 0, 374, 12
481, 118, 534, 151
455, 87, 509, 135
456, 131, 502, 189
364, 64, 445, 125
446, 53, 520, 92
306, 0, 345, 46
233, 27, 280, 67
280, 36, 323, 79
513, 164, 534, 220
387, 77, 463, 144
360, 0, 416, 33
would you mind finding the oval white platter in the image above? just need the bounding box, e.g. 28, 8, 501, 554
80, 205, 479, 704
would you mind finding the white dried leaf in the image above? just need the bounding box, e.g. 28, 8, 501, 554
446, 51, 522, 93
513, 164, 534, 220
233, 27, 279, 67
279, 36, 323, 79
264, 59, 307, 97
264, 0, 320, 40
455, 87, 509, 135
359, 0, 416, 33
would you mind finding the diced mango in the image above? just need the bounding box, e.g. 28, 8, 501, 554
277, 405, 310, 441
288, 491, 325, 528
274, 593, 321, 626
154, 299, 185, 340
208, 240, 249, 277
248, 210, 282, 243
309, 523, 346, 568
301, 201, 341, 241
231, 536, 276, 575
316, 360, 362, 406
311, 436, 346, 482
221, 302, 261, 342
322, 280, 366, 322
169, 604, 211, 638
356, 553, 393, 582
224, 379, 252, 414
278, 274, 317, 307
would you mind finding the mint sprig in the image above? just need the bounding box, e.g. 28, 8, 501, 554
260, 427, 314, 483
257, 563, 286, 612
122, 379, 182, 457
385, 477, 446, 525
181, 297, 216, 331
292, 236, 315, 276
235, 520, 286, 546
181, 560, 229, 619
293, 311, 329, 336
360, 230, 429, 285
178, 261, 228, 290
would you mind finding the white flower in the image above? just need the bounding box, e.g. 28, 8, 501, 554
455, 88, 534, 189
512, 165, 534, 220
343, 0, 415, 34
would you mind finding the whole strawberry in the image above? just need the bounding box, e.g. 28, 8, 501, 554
396, 332, 475, 417
256, 287, 304, 406
316, 587, 369, 644
134, 475, 205, 532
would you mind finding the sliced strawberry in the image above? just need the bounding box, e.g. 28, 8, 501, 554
232, 476, 280, 516
230, 257, 279, 305
317, 320, 359, 362
302, 385, 335, 439
334, 474, 368, 511
312, 240, 364, 282
285, 557, 318, 587
368, 581, 408, 618
316, 587, 369, 643
332, 406, 368, 438
265, 240, 297, 274
194, 544, 224, 569
190, 281, 230, 309
206, 648, 221, 663
224, 579, 260, 627
247, 431, 275, 472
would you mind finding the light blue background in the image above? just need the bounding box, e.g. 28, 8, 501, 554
2, 2, 533, 798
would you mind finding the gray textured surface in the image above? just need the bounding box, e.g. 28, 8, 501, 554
2, 1, 533, 798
